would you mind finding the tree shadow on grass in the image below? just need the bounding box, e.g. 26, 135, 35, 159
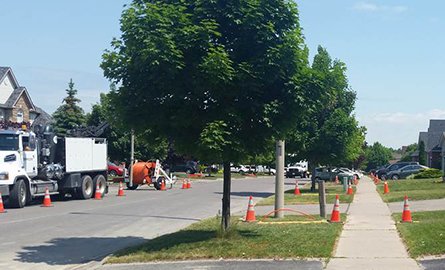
15, 236, 146, 266
214, 191, 274, 198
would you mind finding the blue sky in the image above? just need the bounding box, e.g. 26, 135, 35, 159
0, 1, 444, 148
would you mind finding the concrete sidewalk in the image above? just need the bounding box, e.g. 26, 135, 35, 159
326, 176, 421, 270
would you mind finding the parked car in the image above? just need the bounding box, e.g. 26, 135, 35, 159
337, 168, 362, 179
170, 161, 199, 174
376, 162, 419, 179
108, 162, 124, 176
230, 165, 249, 174
315, 167, 353, 182
387, 164, 428, 180
256, 165, 276, 175
286, 166, 307, 178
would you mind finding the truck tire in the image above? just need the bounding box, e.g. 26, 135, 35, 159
76, 175, 94, 200
9, 179, 28, 208
153, 177, 164, 190
93, 175, 107, 198
126, 183, 138, 190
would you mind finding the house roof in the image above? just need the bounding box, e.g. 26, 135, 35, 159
31, 106, 53, 127
0, 67, 9, 82
426, 132, 444, 152
0, 66, 19, 89
2, 86, 36, 111
428, 119, 445, 133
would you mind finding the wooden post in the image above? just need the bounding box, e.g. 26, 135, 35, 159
221, 161, 232, 231
129, 129, 135, 187
274, 140, 285, 218
318, 180, 326, 219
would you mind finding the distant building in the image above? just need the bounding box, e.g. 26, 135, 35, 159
0, 66, 51, 126
413, 120, 445, 169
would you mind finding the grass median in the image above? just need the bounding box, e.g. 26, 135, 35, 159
107, 215, 344, 264
257, 182, 355, 206
377, 178, 445, 203
394, 210, 445, 258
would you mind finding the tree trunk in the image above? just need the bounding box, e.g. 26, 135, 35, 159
310, 163, 316, 192
221, 161, 231, 231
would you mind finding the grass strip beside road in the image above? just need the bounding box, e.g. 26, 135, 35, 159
107, 216, 344, 264
257, 182, 355, 206
377, 178, 445, 202
393, 210, 445, 258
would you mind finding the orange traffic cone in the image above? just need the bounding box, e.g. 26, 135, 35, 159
41, 188, 53, 207
335, 175, 339, 184
346, 184, 354, 195
160, 179, 166, 191
294, 180, 301, 195
94, 182, 102, 200
401, 195, 412, 223
181, 179, 187, 189
0, 192, 6, 213
117, 181, 125, 196
383, 181, 390, 194
330, 195, 341, 223
245, 196, 256, 222
186, 179, 191, 189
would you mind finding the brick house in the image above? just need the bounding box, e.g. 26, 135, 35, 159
0, 66, 51, 126
413, 119, 445, 169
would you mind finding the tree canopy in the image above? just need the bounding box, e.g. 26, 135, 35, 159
52, 79, 86, 136
364, 142, 393, 171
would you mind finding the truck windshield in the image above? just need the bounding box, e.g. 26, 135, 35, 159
0, 134, 19, 151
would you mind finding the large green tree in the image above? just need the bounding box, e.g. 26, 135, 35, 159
52, 79, 86, 135
364, 142, 392, 171
101, 0, 308, 230
286, 46, 365, 190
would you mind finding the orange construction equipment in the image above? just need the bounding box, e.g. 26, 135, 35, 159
94, 182, 102, 200
117, 181, 125, 196
0, 192, 6, 213
186, 179, 191, 189
245, 196, 256, 222
346, 184, 354, 195
335, 175, 339, 184
330, 194, 341, 223
383, 181, 390, 194
160, 179, 166, 191
181, 179, 187, 189
41, 188, 53, 207
401, 195, 412, 223
294, 180, 301, 195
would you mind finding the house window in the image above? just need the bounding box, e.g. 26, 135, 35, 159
16, 109, 24, 123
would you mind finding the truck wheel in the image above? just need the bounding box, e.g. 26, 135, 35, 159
9, 179, 28, 208
76, 175, 94, 200
126, 183, 138, 190
153, 177, 164, 190
93, 175, 107, 198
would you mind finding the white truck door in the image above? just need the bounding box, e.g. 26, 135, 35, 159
22, 134, 38, 177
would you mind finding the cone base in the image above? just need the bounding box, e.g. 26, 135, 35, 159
117, 194, 126, 197
0, 210, 7, 213
41, 205, 54, 207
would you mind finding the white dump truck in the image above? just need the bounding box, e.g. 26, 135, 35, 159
0, 124, 108, 208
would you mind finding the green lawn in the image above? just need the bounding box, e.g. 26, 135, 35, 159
106, 215, 344, 264
377, 178, 445, 202
173, 173, 245, 180
394, 210, 445, 258
257, 183, 355, 206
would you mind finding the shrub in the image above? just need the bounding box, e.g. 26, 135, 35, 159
413, 168, 443, 179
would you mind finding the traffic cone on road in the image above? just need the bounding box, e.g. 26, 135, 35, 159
41, 188, 53, 207
0, 192, 6, 213
245, 196, 256, 222
94, 182, 102, 200
181, 179, 187, 189
401, 195, 412, 223
346, 184, 354, 195
186, 179, 191, 189
330, 195, 341, 223
160, 179, 166, 191
294, 180, 301, 195
383, 181, 390, 194
335, 175, 339, 185
117, 181, 125, 196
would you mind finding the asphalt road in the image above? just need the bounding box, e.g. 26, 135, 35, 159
0, 176, 306, 270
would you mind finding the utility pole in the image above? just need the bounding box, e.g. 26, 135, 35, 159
274, 140, 285, 218
129, 129, 135, 187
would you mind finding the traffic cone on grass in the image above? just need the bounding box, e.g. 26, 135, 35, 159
294, 180, 301, 195
94, 182, 102, 200
330, 195, 341, 223
186, 179, 191, 189
117, 181, 125, 196
401, 195, 412, 223
346, 184, 354, 195
41, 188, 53, 207
181, 179, 187, 189
383, 181, 390, 194
245, 196, 256, 222
0, 193, 6, 213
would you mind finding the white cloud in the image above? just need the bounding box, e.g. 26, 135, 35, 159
353, 2, 408, 14
358, 109, 445, 148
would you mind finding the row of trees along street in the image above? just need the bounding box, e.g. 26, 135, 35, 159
51, 1, 366, 232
